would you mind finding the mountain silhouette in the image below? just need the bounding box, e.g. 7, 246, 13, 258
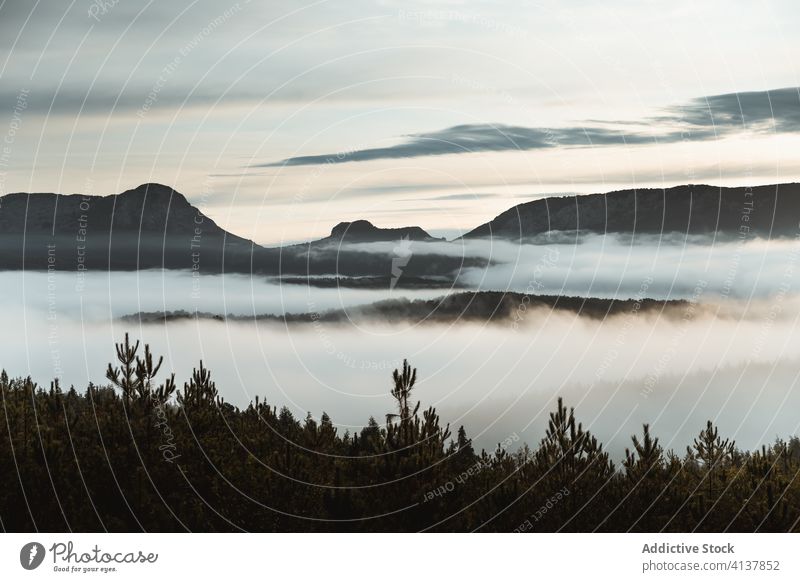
462, 183, 800, 240
323, 220, 442, 243
4, 182, 799, 276
0, 183, 256, 272
0, 183, 470, 277
0, 183, 242, 238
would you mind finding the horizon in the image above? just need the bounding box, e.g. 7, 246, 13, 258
4, 178, 799, 246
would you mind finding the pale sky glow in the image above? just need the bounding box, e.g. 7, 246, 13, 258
1, 0, 799, 243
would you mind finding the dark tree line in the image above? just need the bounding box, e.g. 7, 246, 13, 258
1, 335, 799, 532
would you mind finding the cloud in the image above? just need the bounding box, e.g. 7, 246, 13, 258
261, 87, 800, 167
339, 233, 800, 301
665, 86, 800, 133
416, 193, 498, 201
261, 123, 696, 167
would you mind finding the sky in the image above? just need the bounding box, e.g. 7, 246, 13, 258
1, 0, 800, 244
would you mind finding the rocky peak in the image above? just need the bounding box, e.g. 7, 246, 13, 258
327, 219, 439, 243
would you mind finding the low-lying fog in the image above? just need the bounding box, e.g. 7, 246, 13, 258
3, 234, 800, 456
348, 233, 800, 299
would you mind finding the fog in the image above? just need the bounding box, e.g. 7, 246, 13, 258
347, 233, 800, 299
3, 234, 800, 456
2, 270, 448, 319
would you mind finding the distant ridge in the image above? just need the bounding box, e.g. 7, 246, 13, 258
122, 291, 685, 325
462, 183, 800, 240
0, 184, 470, 277
4, 181, 799, 275
0, 183, 251, 239
0, 183, 256, 271
320, 219, 442, 244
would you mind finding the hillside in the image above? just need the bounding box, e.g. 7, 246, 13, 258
0, 184, 473, 277
0, 183, 256, 271
462, 183, 800, 240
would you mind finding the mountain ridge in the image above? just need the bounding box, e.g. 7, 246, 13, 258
3, 181, 800, 276
0, 183, 246, 240
0, 183, 471, 276
324, 219, 442, 243
462, 182, 800, 240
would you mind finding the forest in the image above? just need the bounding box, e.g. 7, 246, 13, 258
1, 334, 798, 532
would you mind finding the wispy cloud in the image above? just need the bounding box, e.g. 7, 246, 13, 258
416, 192, 499, 201
663, 86, 800, 133
260, 87, 800, 167
259, 123, 681, 167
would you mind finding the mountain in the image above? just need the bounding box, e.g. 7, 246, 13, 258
0, 182, 243, 238
0, 184, 475, 278
288, 219, 473, 280
0, 183, 257, 272
462, 183, 800, 240
319, 220, 442, 244
6, 181, 795, 276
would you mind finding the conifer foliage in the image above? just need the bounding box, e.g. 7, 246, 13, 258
1, 338, 799, 532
